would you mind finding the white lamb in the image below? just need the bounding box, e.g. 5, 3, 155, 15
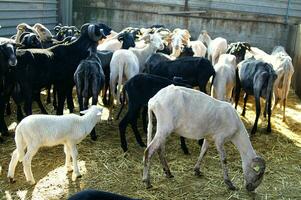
143, 85, 266, 191
198, 30, 227, 65
7, 105, 103, 185
211, 54, 237, 102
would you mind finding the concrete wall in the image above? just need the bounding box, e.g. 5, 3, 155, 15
73, 0, 301, 53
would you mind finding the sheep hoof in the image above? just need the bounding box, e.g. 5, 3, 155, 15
143, 179, 152, 189
8, 177, 16, 183
194, 169, 202, 177
267, 126, 271, 133
225, 179, 236, 190
28, 180, 36, 185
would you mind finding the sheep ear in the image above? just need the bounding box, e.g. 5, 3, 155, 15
80, 109, 89, 115
252, 165, 261, 173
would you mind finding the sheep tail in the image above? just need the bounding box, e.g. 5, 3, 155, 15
15, 125, 25, 162
147, 106, 153, 146
117, 62, 124, 104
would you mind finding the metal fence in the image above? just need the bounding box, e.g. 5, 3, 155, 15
0, 0, 58, 37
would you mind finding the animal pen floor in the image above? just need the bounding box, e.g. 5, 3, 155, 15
0, 90, 301, 200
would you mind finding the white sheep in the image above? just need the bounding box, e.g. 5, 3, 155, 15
198, 31, 227, 65
270, 47, 294, 122
211, 54, 237, 102
143, 85, 266, 191
7, 105, 103, 185
109, 33, 164, 105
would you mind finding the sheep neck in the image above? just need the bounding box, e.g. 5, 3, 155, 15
230, 129, 257, 175
203, 34, 212, 47
81, 111, 98, 134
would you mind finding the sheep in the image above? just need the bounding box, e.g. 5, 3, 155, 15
235, 58, 277, 135
14, 23, 38, 44
10, 23, 111, 116
68, 189, 141, 200
198, 30, 227, 65
109, 33, 164, 106
147, 56, 215, 94
143, 85, 266, 191
226, 42, 251, 63
74, 49, 105, 140
33, 23, 53, 42
270, 46, 294, 122
7, 105, 103, 185
211, 54, 237, 102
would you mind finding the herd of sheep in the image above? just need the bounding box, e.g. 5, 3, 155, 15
0, 21, 295, 199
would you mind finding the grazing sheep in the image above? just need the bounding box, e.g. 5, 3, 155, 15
143, 85, 266, 192
7, 105, 103, 185
211, 54, 237, 102
198, 30, 227, 65
68, 189, 141, 200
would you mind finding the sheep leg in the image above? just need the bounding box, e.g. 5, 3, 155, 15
267, 91, 272, 132
194, 139, 209, 176
64, 145, 72, 172
52, 86, 57, 109
158, 144, 173, 178
142, 106, 148, 134
282, 99, 286, 122
130, 110, 146, 148
34, 93, 48, 114
6, 102, 11, 115
83, 97, 89, 110
69, 144, 81, 181
119, 112, 129, 152
216, 140, 236, 190
143, 135, 162, 188
16, 105, 24, 121
7, 149, 19, 183
66, 89, 74, 113
23, 146, 38, 185
0, 99, 8, 136
241, 93, 248, 117
234, 69, 241, 109
251, 79, 265, 135
180, 137, 190, 155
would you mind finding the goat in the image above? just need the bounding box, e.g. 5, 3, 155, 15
117, 73, 193, 153
198, 30, 227, 65
235, 58, 277, 134
74, 50, 105, 140
68, 189, 141, 200
211, 54, 237, 102
7, 105, 103, 185
143, 85, 266, 192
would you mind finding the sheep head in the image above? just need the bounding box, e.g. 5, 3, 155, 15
81, 23, 112, 42
33, 23, 53, 41
244, 157, 266, 192
150, 33, 164, 50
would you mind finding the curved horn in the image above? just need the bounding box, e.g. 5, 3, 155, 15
88, 24, 101, 42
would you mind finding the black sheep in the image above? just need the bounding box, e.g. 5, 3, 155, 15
68, 189, 141, 200
117, 73, 197, 153
74, 50, 105, 140
13, 23, 111, 117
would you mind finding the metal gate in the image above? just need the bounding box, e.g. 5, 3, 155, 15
0, 0, 58, 37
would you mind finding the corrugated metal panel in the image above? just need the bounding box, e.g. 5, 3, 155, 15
0, 0, 58, 37
131, 0, 301, 18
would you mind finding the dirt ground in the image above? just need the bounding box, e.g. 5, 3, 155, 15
0, 89, 301, 200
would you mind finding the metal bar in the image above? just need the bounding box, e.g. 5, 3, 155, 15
0, 0, 56, 3
158, 10, 207, 15
285, 0, 291, 24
